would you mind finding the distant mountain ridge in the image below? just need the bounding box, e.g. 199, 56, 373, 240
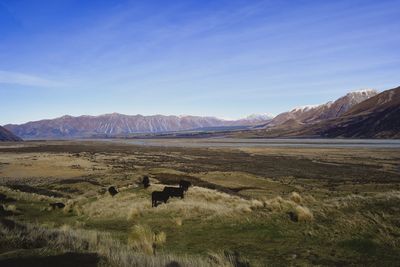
4, 113, 272, 139
4, 87, 398, 140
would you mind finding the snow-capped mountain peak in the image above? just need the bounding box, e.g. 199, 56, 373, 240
349, 89, 378, 95
245, 113, 274, 120
291, 104, 321, 112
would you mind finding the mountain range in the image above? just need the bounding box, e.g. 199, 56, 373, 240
4, 113, 272, 140
2, 87, 399, 140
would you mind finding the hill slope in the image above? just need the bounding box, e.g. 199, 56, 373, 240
318, 86, 400, 138
0, 126, 22, 141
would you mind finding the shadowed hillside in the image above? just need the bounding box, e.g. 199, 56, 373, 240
0, 126, 22, 141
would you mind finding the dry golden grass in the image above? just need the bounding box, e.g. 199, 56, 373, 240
80, 190, 151, 219
74, 183, 319, 225
324, 191, 400, 210
128, 224, 165, 255
78, 185, 267, 220
150, 186, 265, 218
127, 207, 142, 221
249, 199, 264, 209
290, 192, 302, 204
0, 153, 102, 179
294, 205, 314, 222
207, 251, 250, 267
263, 193, 315, 222
173, 217, 183, 226
0, 219, 231, 267
264, 196, 297, 212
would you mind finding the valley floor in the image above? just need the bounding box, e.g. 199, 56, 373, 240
0, 140, 400, 266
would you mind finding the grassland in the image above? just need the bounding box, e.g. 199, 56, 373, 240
0, 140, 400, 266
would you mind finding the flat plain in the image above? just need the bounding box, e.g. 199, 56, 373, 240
0, 139, 399, 266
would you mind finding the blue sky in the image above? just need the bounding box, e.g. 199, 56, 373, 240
1, 0, 399, 125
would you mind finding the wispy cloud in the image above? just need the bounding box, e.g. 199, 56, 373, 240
0, 0, 399, 124
0, 70, 63, 87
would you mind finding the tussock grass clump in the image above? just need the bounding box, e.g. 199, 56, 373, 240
154, 231, 167, 246
235, 204, 252, 213
264, 195, 314, 222
174, 217, 183, 226
250, 199, 264, 210
127, 207, 142, 221
63, 201, 74, 214
62, 197, 87, 214
59, 224, 72, 232
3, 204, 17, 212
208, 252, 235, 267
303, 194, 316, 203
81, 191, 151, 219
128, 224, 166, 255
208, 250, 250, 267
73, 205, 84, 216
264, 196, 297, 212
290, 192, 302, 204
294, 205, 314, 222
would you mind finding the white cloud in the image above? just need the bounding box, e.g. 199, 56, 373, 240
0, 70, 63, 87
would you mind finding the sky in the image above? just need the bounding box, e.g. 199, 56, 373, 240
1, 0, 399, 125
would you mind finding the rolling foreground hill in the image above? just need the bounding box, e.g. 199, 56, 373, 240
4, 113, 272, 139
0, 126, 22, 141
254, 86, 400, 138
